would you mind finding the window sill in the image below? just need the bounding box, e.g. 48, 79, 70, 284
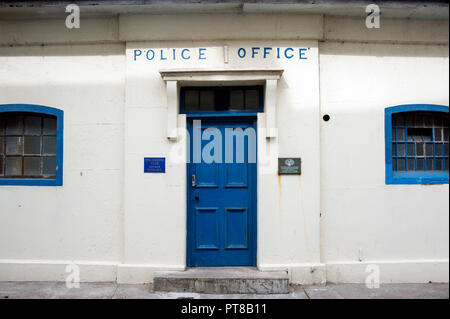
387, 171, 449, 185
0, 178, 62, 186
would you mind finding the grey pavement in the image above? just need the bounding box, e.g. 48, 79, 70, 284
0, 282, 448, 299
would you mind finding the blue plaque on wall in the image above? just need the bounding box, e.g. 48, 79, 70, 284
144, 157, 165, 173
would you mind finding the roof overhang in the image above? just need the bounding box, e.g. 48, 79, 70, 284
0, 1, 448, 20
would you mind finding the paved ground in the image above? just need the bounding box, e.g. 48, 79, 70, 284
0, 282, 448, 299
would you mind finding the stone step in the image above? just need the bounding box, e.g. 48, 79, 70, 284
153, 267, 290, 294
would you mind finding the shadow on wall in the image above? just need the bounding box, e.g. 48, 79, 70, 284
0, 43, 125, 57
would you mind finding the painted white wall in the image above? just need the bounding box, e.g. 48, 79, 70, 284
0, 14, 448, 284
319, 41, 449, 282
0, 43, 125, 281
324, 16, 449, 44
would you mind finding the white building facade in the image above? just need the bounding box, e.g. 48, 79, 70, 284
0, 1, 448, 285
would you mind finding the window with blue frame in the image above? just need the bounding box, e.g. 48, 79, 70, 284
0, 104, 63, 186
180, 86, 264, 114
385, 104, 449, 184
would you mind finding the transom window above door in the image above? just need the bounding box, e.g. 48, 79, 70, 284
180, 86, 264, 113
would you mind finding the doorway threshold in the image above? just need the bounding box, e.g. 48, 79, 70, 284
153, 267, 289, 294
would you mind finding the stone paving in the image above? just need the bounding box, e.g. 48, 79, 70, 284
0, 282, 448, 299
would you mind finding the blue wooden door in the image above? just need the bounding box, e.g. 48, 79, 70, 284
187, 117, 257, 266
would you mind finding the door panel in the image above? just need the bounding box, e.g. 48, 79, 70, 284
225, 163, 248, 188
195, 164, 219, 188
225, 207, 248, 249
187, 117, 256, 267
195, 207, 220, 250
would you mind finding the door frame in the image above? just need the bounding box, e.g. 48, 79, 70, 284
186, 114, 258, 267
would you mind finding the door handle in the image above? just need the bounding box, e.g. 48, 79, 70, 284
195, 195, 200, 200
191, 174, 196, 187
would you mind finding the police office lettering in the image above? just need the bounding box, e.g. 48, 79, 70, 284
133, 47, 310, 61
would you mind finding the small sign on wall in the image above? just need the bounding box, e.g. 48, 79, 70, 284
144, 157, 165, 173
278, 158, 301, 175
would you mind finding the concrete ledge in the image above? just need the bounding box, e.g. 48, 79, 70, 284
0, 259, 117, 282
1, 260, 448, 284
289, 263, 327, 285
117, 264, 185, 284
153, 267, 290, 294
259, 263, 327, 285
326, 259, 449, 283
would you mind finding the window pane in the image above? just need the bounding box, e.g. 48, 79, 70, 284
397, 158, 406, 171
42, 136, 56, 155
24, 136, 41, 155
6, 136, 23, 155
0, 137, 3, 155
444, 128, 449, 141
230, 90, 244, 110
407, 158, 415, 171
425, 158, 434, 171
435, 159, 443, 171
417, 158, 425, 170
406, 113, 414, 126
424, 114, 433, 127
199, 90, 214, 111
392, 158, 397, 171
397, 143, 405, 156
24, 116, 42, 135
215, 89, 229, 111
24, 157, 41, 177
434, 115, 443, 127
184, 90, 198, 111
435, 143, 443, 156
5, 157, 22, 176
444, 143, 449, 156
414, 114, 424, 127
434, 128, 442, 141
245, 90, 259, 110
0, 157, 3, 176
445, 159, 449, 171
392, 143, 397, 156
43, 157, 56, 175
425, 143, 434, 156
416, 143, 424, 156
422, 134, 432, 142
397, 128, 405, 141
408, 127, 432, 142
407, 143, 415, 156
43, 117, 57, 135
393, 114, 404, 126
6, 115, 23, 135
0, 117, 4, 135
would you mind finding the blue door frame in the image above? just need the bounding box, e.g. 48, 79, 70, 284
186, 115, 257, 267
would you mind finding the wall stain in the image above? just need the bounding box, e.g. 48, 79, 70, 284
277, 174, 283, 237
298, 175, 312, 263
